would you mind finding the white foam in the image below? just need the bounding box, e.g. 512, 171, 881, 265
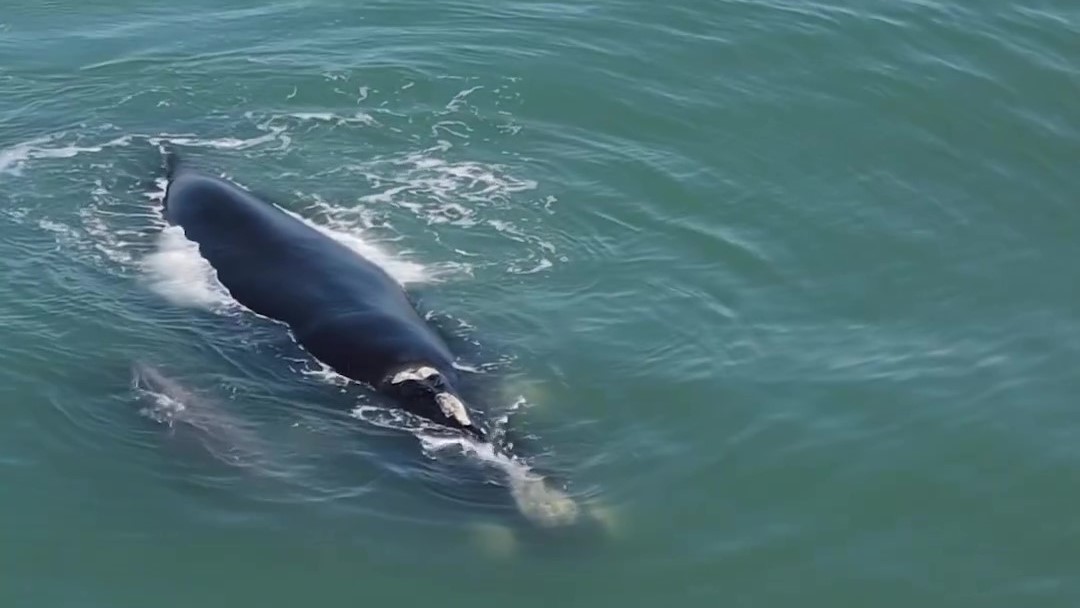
0, 134, 133, 175
351, 404, 433, 434
452, 361, 483, 373
431, 120, 472, 139
344, 146, 543, 274
319, 135, 553, 279
301, 192, 380, 230
350, 142, 538, 217
445, 86, 484, 112
278, 206, 427, 285
37, 218, 79, 240
132, 172, 237, 310
39, 213, 142, 267
148, 128, 287, 151
145, 176, 169, 202
491, 395, 529, 429
300, 360, 352, 387
510, 258, 553, 275
142, 225, 237, 311
0, 137, 48, 174
132, 364, 196, 425
81, 181, 140, 265
357, 184, 410, 206
137, 388, 188, 426
284, 112, 377, 128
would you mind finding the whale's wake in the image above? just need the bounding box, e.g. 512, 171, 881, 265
136, 167, 579, 528
421, 434, 581, 528
350, 402, 580, 528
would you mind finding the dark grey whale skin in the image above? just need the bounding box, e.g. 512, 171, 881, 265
162, 167, 485, 439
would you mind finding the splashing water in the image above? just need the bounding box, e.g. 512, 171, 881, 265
143, 226, 238, 311
278, 206, 427, 286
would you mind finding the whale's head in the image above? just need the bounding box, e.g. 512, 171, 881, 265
383, 366, 486, 440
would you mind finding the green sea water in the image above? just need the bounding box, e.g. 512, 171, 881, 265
2, 1, 1079, 606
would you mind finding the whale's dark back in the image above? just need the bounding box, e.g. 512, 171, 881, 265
163, 171, 456, 387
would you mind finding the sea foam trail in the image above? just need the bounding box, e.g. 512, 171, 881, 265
0, 134, 135, 175
349, 403, 579, 528
420, 434, 581, 528
279, 207, 426, 285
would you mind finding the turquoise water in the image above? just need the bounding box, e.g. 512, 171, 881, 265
2, 0, 1079, 605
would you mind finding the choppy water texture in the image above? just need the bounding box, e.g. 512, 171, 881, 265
2, 1, 1079, 606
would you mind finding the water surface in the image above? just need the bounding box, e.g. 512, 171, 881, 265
2, 1, 1079, 606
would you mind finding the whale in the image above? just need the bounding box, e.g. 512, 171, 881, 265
161, 158, 487, 441
158, 155, 599, 531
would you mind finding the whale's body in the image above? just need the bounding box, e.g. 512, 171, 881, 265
160, 163, 592, 530
163, 168, 484, 438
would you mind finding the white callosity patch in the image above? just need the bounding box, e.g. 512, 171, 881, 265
390, 366, 440, 384
389, 367, 474, 426
435, 392, 472, 427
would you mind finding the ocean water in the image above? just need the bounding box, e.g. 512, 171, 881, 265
2, 1, 1079, 606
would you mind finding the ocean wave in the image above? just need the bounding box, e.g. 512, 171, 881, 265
0, 134, 134, 175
